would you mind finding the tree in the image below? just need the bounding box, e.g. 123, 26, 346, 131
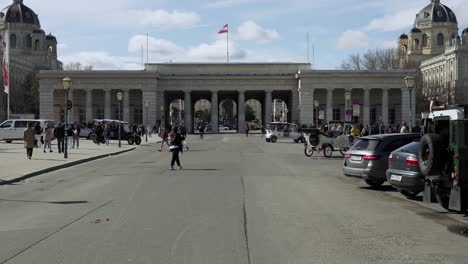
64, 62, 94, 71
340, 48, 400, 70
245, 104, 256, 122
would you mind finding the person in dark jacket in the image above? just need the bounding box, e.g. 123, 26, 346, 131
54, 123, 65, 153
169, 126, 183, 170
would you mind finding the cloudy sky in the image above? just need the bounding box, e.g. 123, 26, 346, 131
4, 0, 468, 70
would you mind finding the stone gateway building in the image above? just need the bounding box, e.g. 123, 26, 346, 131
0, 0, 61, 119
38, 63, 416, 133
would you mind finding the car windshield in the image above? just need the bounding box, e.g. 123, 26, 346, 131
396, 141, 420, 154
350, 139, 380, 151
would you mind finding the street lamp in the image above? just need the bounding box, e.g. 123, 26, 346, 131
117, 91, 123, 148
345, 91, 351, 122
405, 76, 416, 125
160, 105, 165, 130
62, 77, 72, 159
145, 100, 149, 142
314, 100, 319, 127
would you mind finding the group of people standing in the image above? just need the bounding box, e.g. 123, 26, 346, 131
23, 122, 81, 159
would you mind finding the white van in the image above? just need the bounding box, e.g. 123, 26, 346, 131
0, 119, 55, 143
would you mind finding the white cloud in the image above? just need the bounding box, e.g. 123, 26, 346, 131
187, 38, 247, 61
235, 21, 280, 43
377, 40, 397, 49
130, 9, 200, 28
60, 52, 141, 70
336, 30, 369, 49
128, 35, 182, 55
57, 43, 67, 49
365, 9, 418, 32
205, 0, 268, 8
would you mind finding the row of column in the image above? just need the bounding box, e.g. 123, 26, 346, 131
67, 89, 155, 125
182, 90, 274, 134
305, 88, 414, 125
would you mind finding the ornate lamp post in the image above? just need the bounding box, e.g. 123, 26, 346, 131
61, 77, 72, 159
405, 76, 416, 125
314, 100, 319, 127
145, 100, 149, 142
117, 91, 123, 148
160, 105, 165, 130
345, 91, 351, 122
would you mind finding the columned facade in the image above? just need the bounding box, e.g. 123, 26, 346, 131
38, 64, 416, 133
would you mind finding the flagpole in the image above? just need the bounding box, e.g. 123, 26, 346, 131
227, 25, 229, 63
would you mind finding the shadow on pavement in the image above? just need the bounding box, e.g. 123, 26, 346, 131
179, 169, 222, 171
359, 185, 398, 192
0, 199, 88, 205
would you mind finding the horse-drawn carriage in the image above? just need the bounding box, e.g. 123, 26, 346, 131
303, 121, 355, 158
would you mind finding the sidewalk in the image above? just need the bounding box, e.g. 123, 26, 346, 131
0, 135, 160, 184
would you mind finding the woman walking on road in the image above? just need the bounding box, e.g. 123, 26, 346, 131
169, 126, 184, 170
43, 123, 53, 153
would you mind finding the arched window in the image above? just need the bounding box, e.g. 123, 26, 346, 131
422, 34, 428, 47
437, 33, 444, 46
10, 34, 16, 48
26, 34, 32, 48
414, 39, 420, 49
34, 39, 39, 50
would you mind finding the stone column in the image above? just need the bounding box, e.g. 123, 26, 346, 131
382, 88, 389, 125
184, 91, 192, 133
142, 90, 157, 127
264, 90, 273, 125
299, 88, 314, 125
123, 90, 130, 122
401, 88, 414, 124
238, 91, 246, 133
363, 89, 370, 125
344, 89, 351, 122
326, 89, 333, 122
68, 90, 74, 123
211, 91, 219, 133
85, 89, 93, 122
104, 89, 111, 119
39, 88, 54, 120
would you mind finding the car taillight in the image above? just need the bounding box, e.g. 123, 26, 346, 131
363, 155, 380, 161
389, 154, 393, 162
406, 155, 419, 166
345, 153, 351, 159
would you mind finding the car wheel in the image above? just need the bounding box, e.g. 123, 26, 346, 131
399, 190, 420, 199
135, 137, 142, 145
270, 136, 277, 143
304, 146, 314, 157
294, 139, 299, 143
300, 137, 306, 144
89, 133, 97, 141
419, 133, 443, 175
435, 187, 450, 210
323, 145, 333, 157
127, 137, 135, 145
364, 179, 385, 188
266, 138, 271, 143
5, 140, 12, 143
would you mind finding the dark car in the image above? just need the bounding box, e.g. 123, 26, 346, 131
343, 133, 420, 187
386, 141, 424, 198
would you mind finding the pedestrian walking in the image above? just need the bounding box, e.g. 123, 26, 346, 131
67, 125, 74, 148
180, 126, 189, 151
261, 126, 266, 138
72, 124, 80, 149
43, 123, 53, 153
95, 123, 104, 145
159, 126, 170, 151
198, 123, 205, 140
400, 122, 409, 133
54, 123, 65, 153
34, 122, 42, 148
23, 122, 37, 159
245, 124, 250, 137
104, 124, 111, 145
169, 126, 183, 170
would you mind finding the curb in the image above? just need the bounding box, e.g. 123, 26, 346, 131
1, 147, 136, 185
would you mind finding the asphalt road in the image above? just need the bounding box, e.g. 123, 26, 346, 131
0, 135, 467, 264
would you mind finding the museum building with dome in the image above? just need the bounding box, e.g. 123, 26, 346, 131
0, 0, 61, 119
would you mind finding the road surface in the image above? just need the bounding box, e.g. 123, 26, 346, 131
0, 135, 467, 264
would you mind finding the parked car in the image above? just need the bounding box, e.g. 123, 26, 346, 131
386, 141, 424, 198
0, 119, 55, 143
77, 124, 93, 139
218, 125, 230, 131
343, 133, 420, 187
265, 122, 302, 143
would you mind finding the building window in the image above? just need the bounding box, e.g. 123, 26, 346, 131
34, 39, 39, 50
422, 34, 428, 47
333, 109, 341, 121
370, 108, 377, 124
10, 34, 16, 48
437, 33, 444, 46
389, 109, 396, 124
26, 34, 32, 48
414, 39, 420, 49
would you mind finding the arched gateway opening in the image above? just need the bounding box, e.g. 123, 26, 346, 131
219, 99, 237, 133
273, 99, 288, 122
245, 99, 262, 132
194, 99, 211, 133
169, 99, 184, 126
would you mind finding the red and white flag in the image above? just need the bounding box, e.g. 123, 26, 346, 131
218, 24, 228, 34
2, 28, 9, 95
